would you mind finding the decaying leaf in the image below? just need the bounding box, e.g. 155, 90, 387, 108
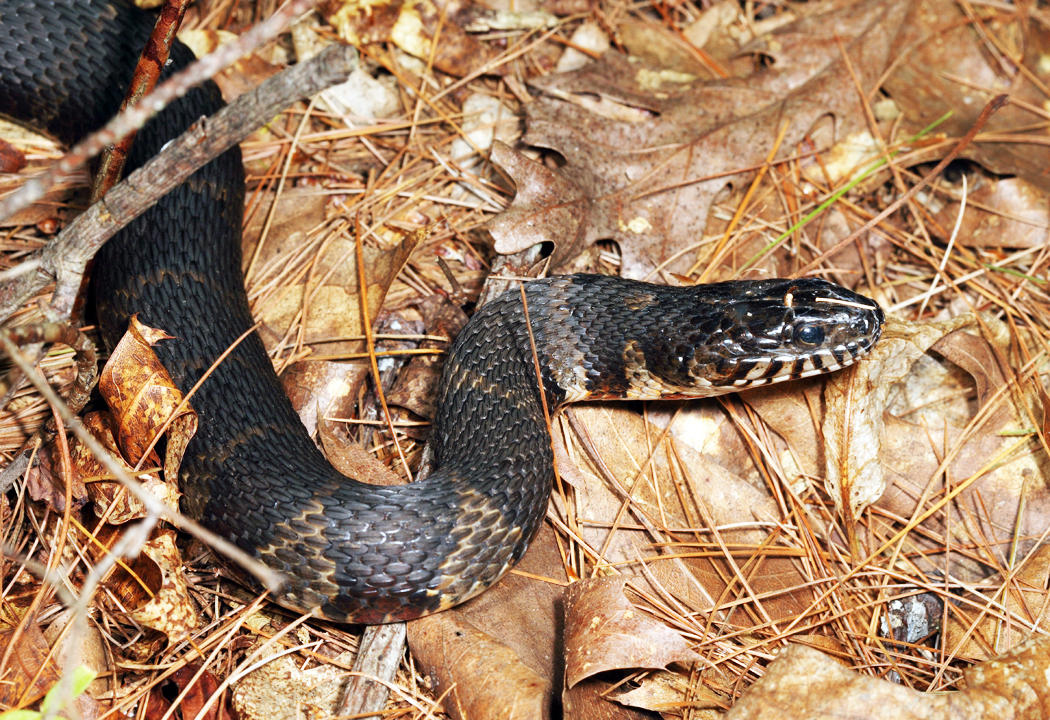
0, 622, 60, 710
563, 576, 699, 688
232, 646, 356, 720
726, 636, 1050, 719
407, 526, 568, 720
99, 315, 196, 474
491, 0, 909, 277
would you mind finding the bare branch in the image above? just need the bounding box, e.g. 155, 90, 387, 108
0, 41, 359, 322
0, 0, 320, 223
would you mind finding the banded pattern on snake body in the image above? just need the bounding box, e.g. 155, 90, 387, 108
0, 0, 884, 623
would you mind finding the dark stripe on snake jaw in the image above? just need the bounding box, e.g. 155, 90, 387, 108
0, 0, 885, 623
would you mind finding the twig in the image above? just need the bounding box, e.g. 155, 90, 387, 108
340, 623, 408, 719
0, 333, 283, 593
0, 322, 97, 417
0, 0, 320, 223
797, 93, 1008, 275
92, 0, 192, 202
0, 41, 359, 322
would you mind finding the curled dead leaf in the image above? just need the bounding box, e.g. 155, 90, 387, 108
99, 315, 196, 472
73, 411, 178, 524
100, 528, 199, 646
564, 576, 699, 689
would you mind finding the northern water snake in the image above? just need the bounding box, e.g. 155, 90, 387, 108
0, 0, 885, 623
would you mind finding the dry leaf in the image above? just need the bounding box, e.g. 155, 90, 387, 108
563, 576, 700, 688
99, 315, 197, 471
25, 437, 89, 511
127, 531, 199, 644
0, 622, 60, 709
282, 360, 368, 439
318, 413, 405, 485
408, 612, 548, 719
929, 176, 1050, 249
0, 136, 26, 173
945, 545, 1050, 661
491, 0, 909, 277
407, 526, 568, 720
563, 679, 661, 720
610, 669, 727, 714
726, 637, 1050, 719
232, 646, 356, 720
853, 316, 1050, 581
886, 0, 1050, 192
558, 403, 813, 622
178, 28, 283, 100
100, 529, 199, 646
253, 233, 417, 360
42, 610, 111, 701
73, 412, 178, 525
822, 314, 974, 520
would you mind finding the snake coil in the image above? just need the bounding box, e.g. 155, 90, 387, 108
0, 0, 884, 623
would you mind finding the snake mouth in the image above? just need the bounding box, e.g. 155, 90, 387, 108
723, 309, 884, 387
725, 345, 868, 387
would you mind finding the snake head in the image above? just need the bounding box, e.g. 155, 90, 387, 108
647, 278, 884, 394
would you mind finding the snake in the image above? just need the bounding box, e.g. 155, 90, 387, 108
0, 0, 884, 624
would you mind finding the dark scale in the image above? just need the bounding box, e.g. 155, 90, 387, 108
0, 0, 885, 622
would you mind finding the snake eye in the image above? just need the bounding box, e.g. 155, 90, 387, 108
795, 324, 825, 345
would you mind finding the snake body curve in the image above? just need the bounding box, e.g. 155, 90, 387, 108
0, 0, 885, 623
